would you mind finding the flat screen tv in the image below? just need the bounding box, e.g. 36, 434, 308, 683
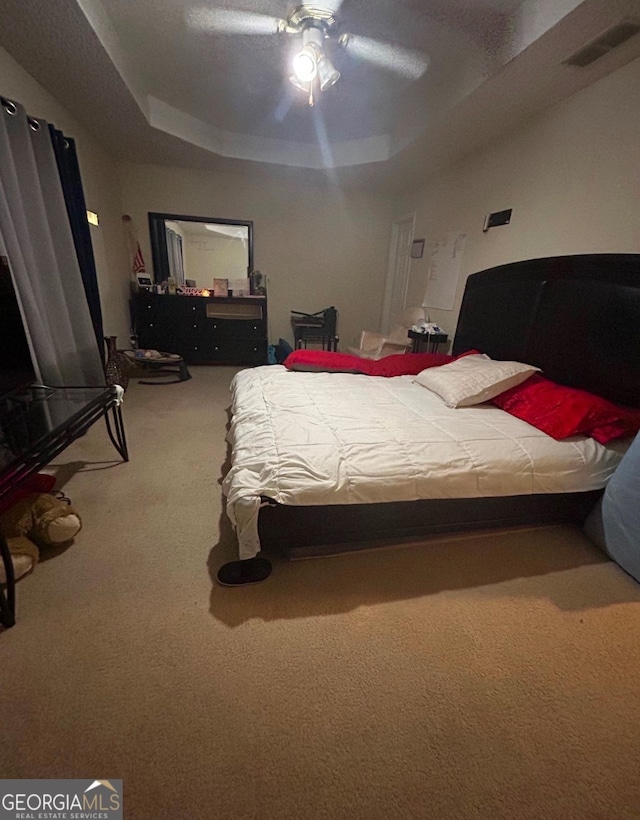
0, 256, 36, 397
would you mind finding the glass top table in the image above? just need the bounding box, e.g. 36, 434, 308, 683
0, 384, 128, 628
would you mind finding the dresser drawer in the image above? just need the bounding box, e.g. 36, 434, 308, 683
182, 339, 267, 365
181, 298, 207, 330
182, 342, 214, 364
206, 318, 266, 340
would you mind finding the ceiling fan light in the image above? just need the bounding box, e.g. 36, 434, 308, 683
292, 45, 318, 82
317, 53, 340, 91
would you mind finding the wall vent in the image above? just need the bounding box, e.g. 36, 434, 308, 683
564, 19, 640, 67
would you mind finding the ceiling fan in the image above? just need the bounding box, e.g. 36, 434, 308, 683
187, 3, 430, 106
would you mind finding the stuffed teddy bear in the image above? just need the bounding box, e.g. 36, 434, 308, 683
0, 493, 82, 583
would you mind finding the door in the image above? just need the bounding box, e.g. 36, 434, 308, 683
381, 214, 415, 334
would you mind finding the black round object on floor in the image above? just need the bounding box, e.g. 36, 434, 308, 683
217, 557, 272, 587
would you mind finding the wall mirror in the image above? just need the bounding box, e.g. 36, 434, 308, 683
148, 212, 253, 288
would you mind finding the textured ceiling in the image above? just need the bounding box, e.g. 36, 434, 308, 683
100, 0, 516, 143
2, 0, 640, 190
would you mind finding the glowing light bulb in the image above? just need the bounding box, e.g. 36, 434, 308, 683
293, 46, 318, 82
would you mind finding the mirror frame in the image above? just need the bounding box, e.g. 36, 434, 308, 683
148, 212, 254, 284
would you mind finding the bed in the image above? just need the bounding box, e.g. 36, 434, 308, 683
220, 254, 640, 583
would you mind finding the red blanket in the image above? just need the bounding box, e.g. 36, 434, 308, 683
283, 350, 454, 377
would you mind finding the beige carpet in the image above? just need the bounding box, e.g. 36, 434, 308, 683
2, 366, 640, 820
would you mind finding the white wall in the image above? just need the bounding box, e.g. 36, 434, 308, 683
0, 46, 131, 343
119, 164, 393, 347
395, 54, 640, 341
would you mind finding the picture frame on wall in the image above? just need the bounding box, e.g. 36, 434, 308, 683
411, 239, 425, 259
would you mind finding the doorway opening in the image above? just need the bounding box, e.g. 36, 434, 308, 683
381, 213, 415, 334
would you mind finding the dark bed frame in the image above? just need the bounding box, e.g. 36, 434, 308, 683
257, 254, 640, 558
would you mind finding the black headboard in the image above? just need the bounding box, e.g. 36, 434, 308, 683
453, 254, 640, 407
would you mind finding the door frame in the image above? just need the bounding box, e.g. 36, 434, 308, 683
380, 212, 416, 334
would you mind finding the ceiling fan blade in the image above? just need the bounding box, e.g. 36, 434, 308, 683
187, 8, 283, 36
342, 35, 429, 80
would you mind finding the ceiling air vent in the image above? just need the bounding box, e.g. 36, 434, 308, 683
564, 19, 640, 67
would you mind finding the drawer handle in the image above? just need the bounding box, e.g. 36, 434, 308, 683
215, 346, 219, 351
149, 323, 153, 327
193, 324, 197, 328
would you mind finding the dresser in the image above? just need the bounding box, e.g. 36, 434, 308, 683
131, 293, 268, 366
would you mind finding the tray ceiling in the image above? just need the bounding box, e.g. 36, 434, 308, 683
2, 0, 640, 190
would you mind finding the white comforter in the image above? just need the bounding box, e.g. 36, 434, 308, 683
222, 366, 626, 559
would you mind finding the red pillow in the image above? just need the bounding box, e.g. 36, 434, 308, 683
283, 350, 454, 377
284, 351, 369, 373
491, 374, 640, 443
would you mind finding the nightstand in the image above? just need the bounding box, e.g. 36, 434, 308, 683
408, 330, 449, 353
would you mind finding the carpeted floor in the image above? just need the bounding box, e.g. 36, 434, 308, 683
2, 366, 640, 819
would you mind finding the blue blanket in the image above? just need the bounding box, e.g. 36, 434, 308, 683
584, 433, 640, 583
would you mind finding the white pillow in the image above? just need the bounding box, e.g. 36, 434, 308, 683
414, 354, 540, 407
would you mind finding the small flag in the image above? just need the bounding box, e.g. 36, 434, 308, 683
132, 244, 146, 273
123, 214, 146, 276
